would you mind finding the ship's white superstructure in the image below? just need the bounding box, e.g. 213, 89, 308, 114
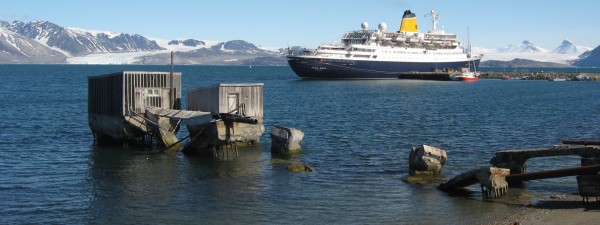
287, 9, 483, 80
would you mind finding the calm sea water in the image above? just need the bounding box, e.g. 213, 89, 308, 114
2, 65, 600, 224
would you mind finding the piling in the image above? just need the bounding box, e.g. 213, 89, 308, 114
438, 167, 510, 199
270, 125, 304, 154
576, 175, 600, 202
409, 145, 447, 175
476, 167, 510, 199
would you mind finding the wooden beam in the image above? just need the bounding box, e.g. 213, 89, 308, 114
506, 164, 600, 183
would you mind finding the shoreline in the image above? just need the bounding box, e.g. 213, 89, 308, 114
478, 71, 600, 81
483, 193, 600, 225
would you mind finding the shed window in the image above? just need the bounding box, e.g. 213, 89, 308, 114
228, 93, 240, 114
146, 88, 163, 108
147, 89, 160, 97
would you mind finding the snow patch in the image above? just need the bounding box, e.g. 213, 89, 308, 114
66, 52, 159, 64
150, 37, 225, 52
151, 38, 203, 51
67, 27, 122, 38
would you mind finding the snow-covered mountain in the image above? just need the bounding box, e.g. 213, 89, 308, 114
0, 27, 65, 63
0, 20, 285, 65
551, 39, 591, 55
2, 20, 164, 56
496, 40, 548, 53
211, 40, 261, 52
476, 40, 593, 65
0, 19, 596, 66
572, 45, 600, 67
168, 39, 206, 47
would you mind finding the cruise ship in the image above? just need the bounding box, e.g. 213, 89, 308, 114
286, 10, 483, 80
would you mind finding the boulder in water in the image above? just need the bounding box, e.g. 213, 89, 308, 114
409, 145, 447, 175
287, 163, 315, 172
271, 125, 304, 154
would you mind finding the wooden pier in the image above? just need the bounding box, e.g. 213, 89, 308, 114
490, 145, 600, 174
440, 143, 600, 199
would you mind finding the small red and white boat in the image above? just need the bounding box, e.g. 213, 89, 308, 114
452, 68, 479, 82
456, 71, 479, 82
453, 30, 479, 82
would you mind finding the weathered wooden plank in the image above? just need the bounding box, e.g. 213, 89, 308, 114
490, 146, 600, 174
506, 164, 600, 183
563, 140, 600, 146
146, 107, 213, 126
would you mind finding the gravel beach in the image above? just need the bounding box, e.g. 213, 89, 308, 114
486, 194, 600, 225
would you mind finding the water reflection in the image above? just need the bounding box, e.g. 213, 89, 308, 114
88, 145, 267, 224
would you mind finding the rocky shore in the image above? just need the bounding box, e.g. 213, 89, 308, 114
479, 71, 600, 81
485, 193, 600, 225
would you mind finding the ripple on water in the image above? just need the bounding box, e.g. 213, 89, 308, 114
3, 66, 600, 224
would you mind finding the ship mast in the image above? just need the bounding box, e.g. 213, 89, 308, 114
467, 26, 478, 74
467, 26, 471, 57
429, 10, 439, 32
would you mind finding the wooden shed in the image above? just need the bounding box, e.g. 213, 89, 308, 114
88, 71, 182, 143
184, 83, 264, 154
187, 83, 263, 118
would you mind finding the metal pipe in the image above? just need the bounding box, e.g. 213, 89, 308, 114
506, 164, 600, 183
562, 140, 600, 146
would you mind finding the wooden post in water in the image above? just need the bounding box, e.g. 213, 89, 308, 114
476, 167, 510, 199
438, 166, 510, 199
170, 51, 175, 108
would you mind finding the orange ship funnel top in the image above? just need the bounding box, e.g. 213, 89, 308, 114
399, 10, 418, 33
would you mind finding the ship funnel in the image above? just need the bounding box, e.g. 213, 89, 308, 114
399, 10, 418, 33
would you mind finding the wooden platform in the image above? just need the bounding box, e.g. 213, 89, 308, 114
490, 146, 600, 174
440, 145, 600, 198
146, 107, 213, 127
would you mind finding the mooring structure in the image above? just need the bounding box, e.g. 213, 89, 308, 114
183, 83, 264, 156
88, 71, 263, 157
88, 71, 182, 145
489, 145, 600, 174
439, 142, 600, 200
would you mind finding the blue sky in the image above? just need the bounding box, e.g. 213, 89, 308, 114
1, 0, 599, 49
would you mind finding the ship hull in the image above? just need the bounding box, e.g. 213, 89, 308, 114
287, 56, 481, 80
458, 77, 478, 82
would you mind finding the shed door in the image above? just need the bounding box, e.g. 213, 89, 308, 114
134, 88, 168, 114
145, 88, 163, 109
134, 89, 144, 113
227, 93, 239, 114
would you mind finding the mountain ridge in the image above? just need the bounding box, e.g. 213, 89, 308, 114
0, 20, 287, 65
496, 40, 548, 53
472, 39, 597, 66
572, 45, 600, 67
551, 39, 591, 55
0, 20, 598, 66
